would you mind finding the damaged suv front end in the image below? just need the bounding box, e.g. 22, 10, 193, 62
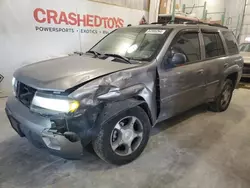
6, 58, 150, 159
6, 26, 171, 161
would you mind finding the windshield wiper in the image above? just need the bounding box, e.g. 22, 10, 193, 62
104, 53, 131, 64
86, 50, 102, 57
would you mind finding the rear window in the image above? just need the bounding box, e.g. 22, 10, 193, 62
222, 31, 239, 55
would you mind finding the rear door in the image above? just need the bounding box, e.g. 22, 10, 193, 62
201, 30, 227, 100
158, 29, 206, 121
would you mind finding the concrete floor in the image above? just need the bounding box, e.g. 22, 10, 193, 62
1, 89, 250, 188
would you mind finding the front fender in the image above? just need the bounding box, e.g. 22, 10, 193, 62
97, 83, 157, 125
97, 84, 145, 101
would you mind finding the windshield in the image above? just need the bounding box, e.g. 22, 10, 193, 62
240, 43, 250, 52
90, 27, 171, 61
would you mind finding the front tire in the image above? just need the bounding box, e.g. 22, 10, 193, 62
209, 79, 234, 112
92, 106, 151, 165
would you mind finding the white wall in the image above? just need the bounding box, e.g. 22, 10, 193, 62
149, 0, 160, 22
0, 0, 148, 94
224, 0, 245, 36
89, 0, 150, 10
223, 0, 250, 43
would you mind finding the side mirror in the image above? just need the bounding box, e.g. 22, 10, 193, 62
170, 53, 187, 66
164, 52, 187, 69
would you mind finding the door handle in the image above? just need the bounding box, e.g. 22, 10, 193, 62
196, 69, 204, 74
224, 63, 229, 68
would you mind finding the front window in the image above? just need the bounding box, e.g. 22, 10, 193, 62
169, 32, 201, 63
91, 27, 172, 61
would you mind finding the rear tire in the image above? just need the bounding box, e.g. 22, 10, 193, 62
92, 106, 151, 165
209, 79, 234, 112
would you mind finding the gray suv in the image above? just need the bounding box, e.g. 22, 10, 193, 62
5, 24, 243, 165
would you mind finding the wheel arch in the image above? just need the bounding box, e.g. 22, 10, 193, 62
226, 72, 238, 88
223, 64, 241, 89
90, 98, 152, 143
133, 96, 153, 126
96, 98, 152, 127
213, 71, 238, 106
216, 70, 239, 97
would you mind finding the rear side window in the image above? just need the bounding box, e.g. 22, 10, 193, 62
203, 33, 225, 58
222, 31, 239, 55
170, 32, 201, 62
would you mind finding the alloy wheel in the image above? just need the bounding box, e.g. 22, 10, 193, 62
221, 83, 232, 108
110, 116, 143, 156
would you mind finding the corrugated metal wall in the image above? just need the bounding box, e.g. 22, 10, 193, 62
89, 0, 150, 10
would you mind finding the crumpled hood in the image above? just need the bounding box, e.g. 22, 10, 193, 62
14, 55, 140, 91
240, 52, 250, 64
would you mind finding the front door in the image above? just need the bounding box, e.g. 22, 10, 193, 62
158, 30, 206, 121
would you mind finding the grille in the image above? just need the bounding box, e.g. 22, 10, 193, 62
16, 82, 37, 107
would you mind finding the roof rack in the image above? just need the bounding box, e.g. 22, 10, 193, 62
150, 21, 228, 29
184, 21, 228, 29
151, 19, 203, 25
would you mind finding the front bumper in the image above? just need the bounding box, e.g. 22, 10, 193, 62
5, 96, 83, 159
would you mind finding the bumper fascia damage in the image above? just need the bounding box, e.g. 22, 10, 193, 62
6, 96, 87, 159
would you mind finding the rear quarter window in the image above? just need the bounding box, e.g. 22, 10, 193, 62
222, 31, 239, 55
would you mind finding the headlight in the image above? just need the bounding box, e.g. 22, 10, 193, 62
12, 77, 17, 96
12, 77, 16, 86
31, 95, 80, 113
